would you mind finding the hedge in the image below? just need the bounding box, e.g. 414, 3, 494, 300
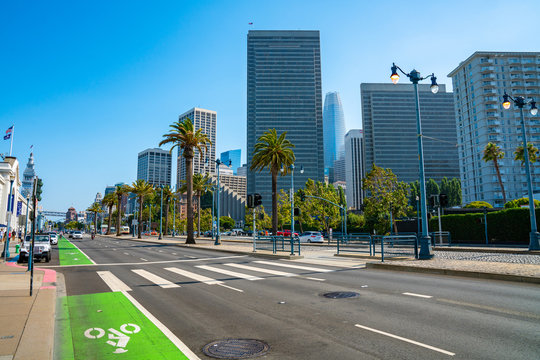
429, 207, 540, 245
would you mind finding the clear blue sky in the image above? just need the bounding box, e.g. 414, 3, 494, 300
1, 0, 538, 213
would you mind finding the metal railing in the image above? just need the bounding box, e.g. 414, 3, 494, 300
430, 231, 452, 246
253, 235, 301, 255
374, 234, 418, 262
336, 233, 373, 256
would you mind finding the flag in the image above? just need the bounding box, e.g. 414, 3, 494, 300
248, 22, 253, 25
4, 126, 13, 140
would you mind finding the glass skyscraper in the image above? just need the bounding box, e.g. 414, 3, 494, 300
221, 149, 241, 175
247, 30, 324, 210
323, 91, 346, 179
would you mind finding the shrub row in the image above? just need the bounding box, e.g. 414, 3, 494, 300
429, 207, 540, 245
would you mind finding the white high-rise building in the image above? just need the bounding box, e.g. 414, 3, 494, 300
137, 148, 172, 187
345, 129, 364, 210
177, 108, 216, 189
448, 52, 540, 207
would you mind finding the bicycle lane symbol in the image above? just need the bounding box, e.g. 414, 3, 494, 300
84, 323, 141, 354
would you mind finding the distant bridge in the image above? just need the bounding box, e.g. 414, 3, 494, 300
41, 211, 86, 218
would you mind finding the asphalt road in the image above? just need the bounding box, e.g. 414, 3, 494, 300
52, 234, 540, 360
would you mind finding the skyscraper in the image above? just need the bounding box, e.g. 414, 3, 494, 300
361, 83, 459, 184
345, 129, 364, 209
137, 148, 172, 187
247, 30, 324, 210
448, 51, 540, 206
323, 91, 346, 180
177, 107, 216, 189
220, 149, 241, 175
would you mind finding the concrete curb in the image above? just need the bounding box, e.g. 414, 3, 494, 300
104, 235, 304, 260
365, 262, 540, 284
433, 247, 539, 255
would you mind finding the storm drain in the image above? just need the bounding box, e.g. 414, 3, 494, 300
322, 291, 360, 299
202, 339, 270, 359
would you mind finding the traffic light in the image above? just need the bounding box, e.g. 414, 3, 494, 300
247, 194, 254, 208
298, 189, 306, 201
35, 178, 43, 202
439, 194, 448, 208
293, 207, 300, 216
254, 193, 262, 207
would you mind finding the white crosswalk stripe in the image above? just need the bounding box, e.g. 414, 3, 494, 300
253, 260, 334, 273
164, 267, 223, 285
195, 265, 264, 281
97, 271, 132, 292
132, 269, 180, 288
224, 263, 296, 277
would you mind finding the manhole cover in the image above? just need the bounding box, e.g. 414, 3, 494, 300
203, 339, 269, 359
322, 291, 360, 299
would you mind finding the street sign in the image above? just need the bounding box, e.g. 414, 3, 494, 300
132, 220, 138, 225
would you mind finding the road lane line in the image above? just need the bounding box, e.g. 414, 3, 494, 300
140, 258, 148, 261
172, 252, 177, 255
124, 252, 129, 255
403, 292, 433, 299
305, 277, 326, 281
121, 291, 201, 359
224, 263, 296, 277
132, 269, 180, 288
217, 283, 244, 292
254, 260, 333, 272
97, 271, 132, 292
185, 255, 196, 259
66, 238, 97, 264
165, 267, 223, 285
354, 324, 455, 356
196, 265, 264, 281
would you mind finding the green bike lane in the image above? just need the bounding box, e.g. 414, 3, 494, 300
58, 236, 94, 266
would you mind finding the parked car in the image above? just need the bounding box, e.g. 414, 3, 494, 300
68, 230, 74, 238
298, 231, 324, 243
276, 230, 299, 237
49, 232, 58, 245
18, 234, 52, 263
72, 231, 83, 239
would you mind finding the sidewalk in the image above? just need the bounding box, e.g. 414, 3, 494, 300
0, 242, 56, 360
109, 234, 540, 284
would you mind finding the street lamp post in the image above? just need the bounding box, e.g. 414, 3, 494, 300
148, 204, 151, 234
502, 92, 539, 250
288, 164, 303, 240
172, 197, 176, 237
391, 63, 439, 259
24, 194, 30, 239
214, 159, 231, 245
158, 185, 163, 240
2, 176, 15, 260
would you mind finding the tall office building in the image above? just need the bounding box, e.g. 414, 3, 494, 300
323, 92, 346, 180
177, 108, 217, 189
448, 51, 540, 206
361, 83, 459, 184
247, 30, 324, 210
221, 149, 241, 175
137, 148, 172, 187
345, 129, 364, 209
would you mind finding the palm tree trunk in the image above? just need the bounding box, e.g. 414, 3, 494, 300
164, 200, 169, 236
116, 195, 122, 236
197, 193, 201, 238
185, 154, 195, 244
107, 206, 112, 235
138, 197, 143, 239
494, 160, 507, 204
271, 170, 278, 235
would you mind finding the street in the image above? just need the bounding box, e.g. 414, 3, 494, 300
50, 234, 540, 359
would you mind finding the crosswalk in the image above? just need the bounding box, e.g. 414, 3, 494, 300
97, 260, 345, 293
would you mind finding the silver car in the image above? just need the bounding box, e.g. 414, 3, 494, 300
72, 231, 83, 239
298, 231, 324, 243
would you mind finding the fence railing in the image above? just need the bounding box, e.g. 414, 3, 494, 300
430, 231, 452, 246
373, 234, 418, 262
336, 234, 373, 256
253, 236, 301, 255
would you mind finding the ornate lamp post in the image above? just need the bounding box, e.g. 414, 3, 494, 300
390, 63, 439, 259
502, 92, 539, 250
214, 159, 231, 245
158, 185, 164, 240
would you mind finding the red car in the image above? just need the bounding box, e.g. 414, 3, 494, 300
276, 230, 299, 237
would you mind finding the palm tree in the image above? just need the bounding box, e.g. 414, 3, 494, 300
115, 184, 130, 236
129, 180, 154, 239
86, 202, 103, 234
251, 128, 295, 235
161, 186, 174, 236
159, 118, 211, 244
101, 193, 116, 235
482, 142, 506, 204
514, 142, 539, 165
180, 173, 212, 237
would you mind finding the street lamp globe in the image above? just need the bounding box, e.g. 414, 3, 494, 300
530, 100, 538, 116
390, 64, 400, 84
502, 93, 511, 110
430, 76, 439, 94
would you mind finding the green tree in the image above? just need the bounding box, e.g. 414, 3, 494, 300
449, 178, 462, 207
86, 202, 103, 233
181, 173, 212, 237
220, 216, 235, 231
159, 118, 212, 244
464, 201, 493, 208
114, 184, 130, 236
245, 205, 271, 232
101, 193, 116, 235
301, 180, 342, 233
504, 197, 540, 209
362, 165, 409, 234
250, 129, 295, 235
483, 142, 506, 204
128, 179, 154, 239
160, 186, 174, 236
514, 142, 539, 165
277, 189, 291, 230
346, 212, 365, 232
426, 178, 440, 199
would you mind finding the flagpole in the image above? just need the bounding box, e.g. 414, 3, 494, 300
9, 125, 14, 156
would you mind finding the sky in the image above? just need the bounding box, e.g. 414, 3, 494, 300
1, 0, 539, 214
